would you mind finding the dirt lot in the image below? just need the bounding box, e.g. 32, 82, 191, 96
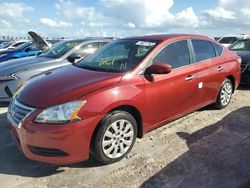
0, 86, 250, 188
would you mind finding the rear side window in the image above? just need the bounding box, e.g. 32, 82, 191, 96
75, 42, 99, 56
212, 42, 223, 56
99, 42, 109, 48
153, 40, 190, 69
192, 40, 216, 62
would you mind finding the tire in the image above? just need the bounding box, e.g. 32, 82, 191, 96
214, 78, 233, 109
91, 110, 137, 164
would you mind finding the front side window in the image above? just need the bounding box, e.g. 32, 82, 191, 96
41, 41, 82, 58
76, 39, 160, 73
192, 40, 216, 62
229, 40, 250, 51
153, 40, 190, 69
99, 42, 109, 48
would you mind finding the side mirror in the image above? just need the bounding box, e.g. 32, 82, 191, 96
145, 63, 172, 75
67, 52, 82, 63
25, 47, 31, 52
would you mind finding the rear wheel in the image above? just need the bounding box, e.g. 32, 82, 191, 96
214, 78, 233, 109
91, 110, 137, 164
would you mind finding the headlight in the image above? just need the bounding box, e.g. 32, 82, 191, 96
0, 74, 18, 81
35, 100, 87, 124
0, 54, 7, 58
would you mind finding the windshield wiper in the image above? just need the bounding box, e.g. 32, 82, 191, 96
78, 64, 108, 72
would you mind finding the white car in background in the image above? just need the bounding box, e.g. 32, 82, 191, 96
0, 40, 29, 51
218, 35, 250, 47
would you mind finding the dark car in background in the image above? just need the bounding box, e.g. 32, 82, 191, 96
0, 38, 111, 102
229, 39, 250, 85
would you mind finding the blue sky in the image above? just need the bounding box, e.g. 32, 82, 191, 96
0, 0, 249, 39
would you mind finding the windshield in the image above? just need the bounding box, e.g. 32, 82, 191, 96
15, 42, 32, 50
41, 41, 82, 58
76, 39, 160, 73
219, 37, 238, 44
229, 40, 250, 51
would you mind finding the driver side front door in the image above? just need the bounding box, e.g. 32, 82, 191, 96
144, 40, 199, 129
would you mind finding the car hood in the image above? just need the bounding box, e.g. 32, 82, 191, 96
28, 31, 51, 51
233, 51, 250, 65
0, 56, 54, 76
17, 65, 123, 108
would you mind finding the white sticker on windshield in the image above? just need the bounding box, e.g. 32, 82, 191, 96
136, 41, 156, 47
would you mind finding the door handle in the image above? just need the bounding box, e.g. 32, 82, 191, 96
185, 75, 195, 81
217, 66, 224, 71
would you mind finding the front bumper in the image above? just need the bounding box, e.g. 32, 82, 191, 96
7, 110, 103, 165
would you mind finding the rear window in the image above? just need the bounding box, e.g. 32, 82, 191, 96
192, 40, 216, 62
212, 42, 223, 56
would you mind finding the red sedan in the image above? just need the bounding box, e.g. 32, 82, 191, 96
7, 34, 241, 165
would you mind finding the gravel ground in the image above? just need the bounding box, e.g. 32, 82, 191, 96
0, 86, 250, 188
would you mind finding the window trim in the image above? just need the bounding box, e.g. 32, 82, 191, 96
191, 38, 225, 64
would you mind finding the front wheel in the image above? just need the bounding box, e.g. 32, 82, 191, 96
91, 110, 137, 164
214, 78, 233, 109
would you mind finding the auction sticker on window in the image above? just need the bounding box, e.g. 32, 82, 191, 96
136, 41, 156, 46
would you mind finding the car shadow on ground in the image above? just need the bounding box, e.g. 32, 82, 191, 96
0, 112, 103, 178
141, 106, 250, 188
237, 84, 250, 90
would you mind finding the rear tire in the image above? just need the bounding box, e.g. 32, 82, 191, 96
91, 110, 137, 164
214, 78, 233, 109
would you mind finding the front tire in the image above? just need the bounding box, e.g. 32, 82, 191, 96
214, 78, 233, 109
91, 110, 137, 164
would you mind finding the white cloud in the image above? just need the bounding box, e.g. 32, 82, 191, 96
0, 2, 34, 19
55, 0, 101, 21
100, 0, 199, 29
201, 0, 250, 32
40, 18, 73, 28
204, 7, 235, 20
127, 22, 136, 28
89, 22, 110, 28
0, 19, 11, 28
175, 7, 199, 27
241, 8, 250, 18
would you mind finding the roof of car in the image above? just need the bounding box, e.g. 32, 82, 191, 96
122, 34, 210, 41
61, 38, 112, 43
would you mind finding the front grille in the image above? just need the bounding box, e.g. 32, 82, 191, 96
28, 146, 69, 157
241, 64, 248, 73
4, 86, 13, 97
8, 99, 35, 129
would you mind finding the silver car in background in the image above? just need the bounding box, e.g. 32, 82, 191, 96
0, 38, 111, 102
